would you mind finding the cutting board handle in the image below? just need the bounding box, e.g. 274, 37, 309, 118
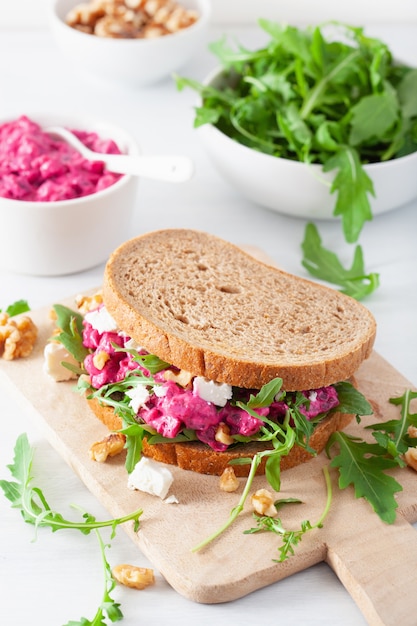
326, 512, 417, 626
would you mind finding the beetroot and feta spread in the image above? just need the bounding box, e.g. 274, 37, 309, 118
0, 115, 122, 201
81, 305, 340, 453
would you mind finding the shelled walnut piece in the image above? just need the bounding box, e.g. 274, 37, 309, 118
251, 488, 278, 518
404, 425, 417, 472
0, 312, 37, 360
66, 0, 199, 39
219, 466, 239, 492
112, 564, 155, 589
74, 291, 104, 314
89, 432, 126, 462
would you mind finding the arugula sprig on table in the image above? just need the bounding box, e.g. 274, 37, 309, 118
63, 529, 123, 626
0, 433, 143, 625
302, 223, 380, 300
327, 389, 417, 523
0, 433, 142, 533
244, 469, 332, 562
176, 20, 417, 299
192, 380, 373, 554
0, 299, 30, 316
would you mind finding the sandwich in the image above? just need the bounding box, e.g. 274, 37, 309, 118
51, 228, 376, 478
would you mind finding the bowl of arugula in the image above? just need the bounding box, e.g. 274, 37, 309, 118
176, 20, 417, 299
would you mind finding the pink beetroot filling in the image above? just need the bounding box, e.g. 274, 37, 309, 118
82, 318, 340, 452
0, 115, 122, 201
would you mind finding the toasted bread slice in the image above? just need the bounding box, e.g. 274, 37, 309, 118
102, 229, 376, 391
88, 396, 354, 476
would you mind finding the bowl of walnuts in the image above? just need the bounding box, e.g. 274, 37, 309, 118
49, 0, 211, 87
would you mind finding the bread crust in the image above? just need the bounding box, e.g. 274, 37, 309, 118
102, 229, 376, 391
87, 396, 353, 476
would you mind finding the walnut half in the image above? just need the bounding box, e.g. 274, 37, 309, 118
112, 564, 155, 589
251, 488, 278, 517
219, 466, 239, 493
404, 447, 417, 472
89, 433, 126, 462
0, 312, 38, 360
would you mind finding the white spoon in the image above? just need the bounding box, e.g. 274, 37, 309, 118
45, 126, 194, 183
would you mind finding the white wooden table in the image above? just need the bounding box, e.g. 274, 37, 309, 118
0, 23, 416, 626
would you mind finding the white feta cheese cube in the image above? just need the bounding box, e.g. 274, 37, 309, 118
128, 457, 174, 499
84, 306, 118, 333
125, 385, 150, 413
193, 376, 232, 407
153, 384, 167, 398
43, 342, 78, 382
124, 337, 144, 352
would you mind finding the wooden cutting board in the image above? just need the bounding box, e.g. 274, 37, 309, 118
1, 295, 417, 626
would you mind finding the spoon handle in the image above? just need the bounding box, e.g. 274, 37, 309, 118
101, 153, 194, 182
46, 126, 194, 182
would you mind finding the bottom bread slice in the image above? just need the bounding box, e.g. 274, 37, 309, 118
87, 397, 353, 476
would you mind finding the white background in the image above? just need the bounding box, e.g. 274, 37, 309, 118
1, 0, 417, 29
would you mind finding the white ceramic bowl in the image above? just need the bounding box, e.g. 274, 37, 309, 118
49, 0, 211, 88
0, 113, 139, 276
199, 68, 417, 220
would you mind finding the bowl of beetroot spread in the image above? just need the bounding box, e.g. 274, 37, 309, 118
0, 116, 123, 202
0, 114, 139, 276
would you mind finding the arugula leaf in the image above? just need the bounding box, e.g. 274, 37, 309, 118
209, 36, 269, 68
147, 428, 198, 445
278, 103, 313, 161
299, 48, 363, 120
274, 497, 303, 511
243, 377, 283, 409
349, 85, 399, 146
0, 433, 142, 534
397, 68, 417, 119
333, 381, 374, 416
52, 304, 90, 364
117, 346, 169, 374
323, 146, 374, 243
301, 223, 380, 299
369, 388, 417, 462
264, 452, 283, 492
53, 304, 84, 336
326, 388, 417, 525
327, 432, 402, 523
0, 431, 35, 519
1, 299, 31, 316
288, 403, 316, 455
